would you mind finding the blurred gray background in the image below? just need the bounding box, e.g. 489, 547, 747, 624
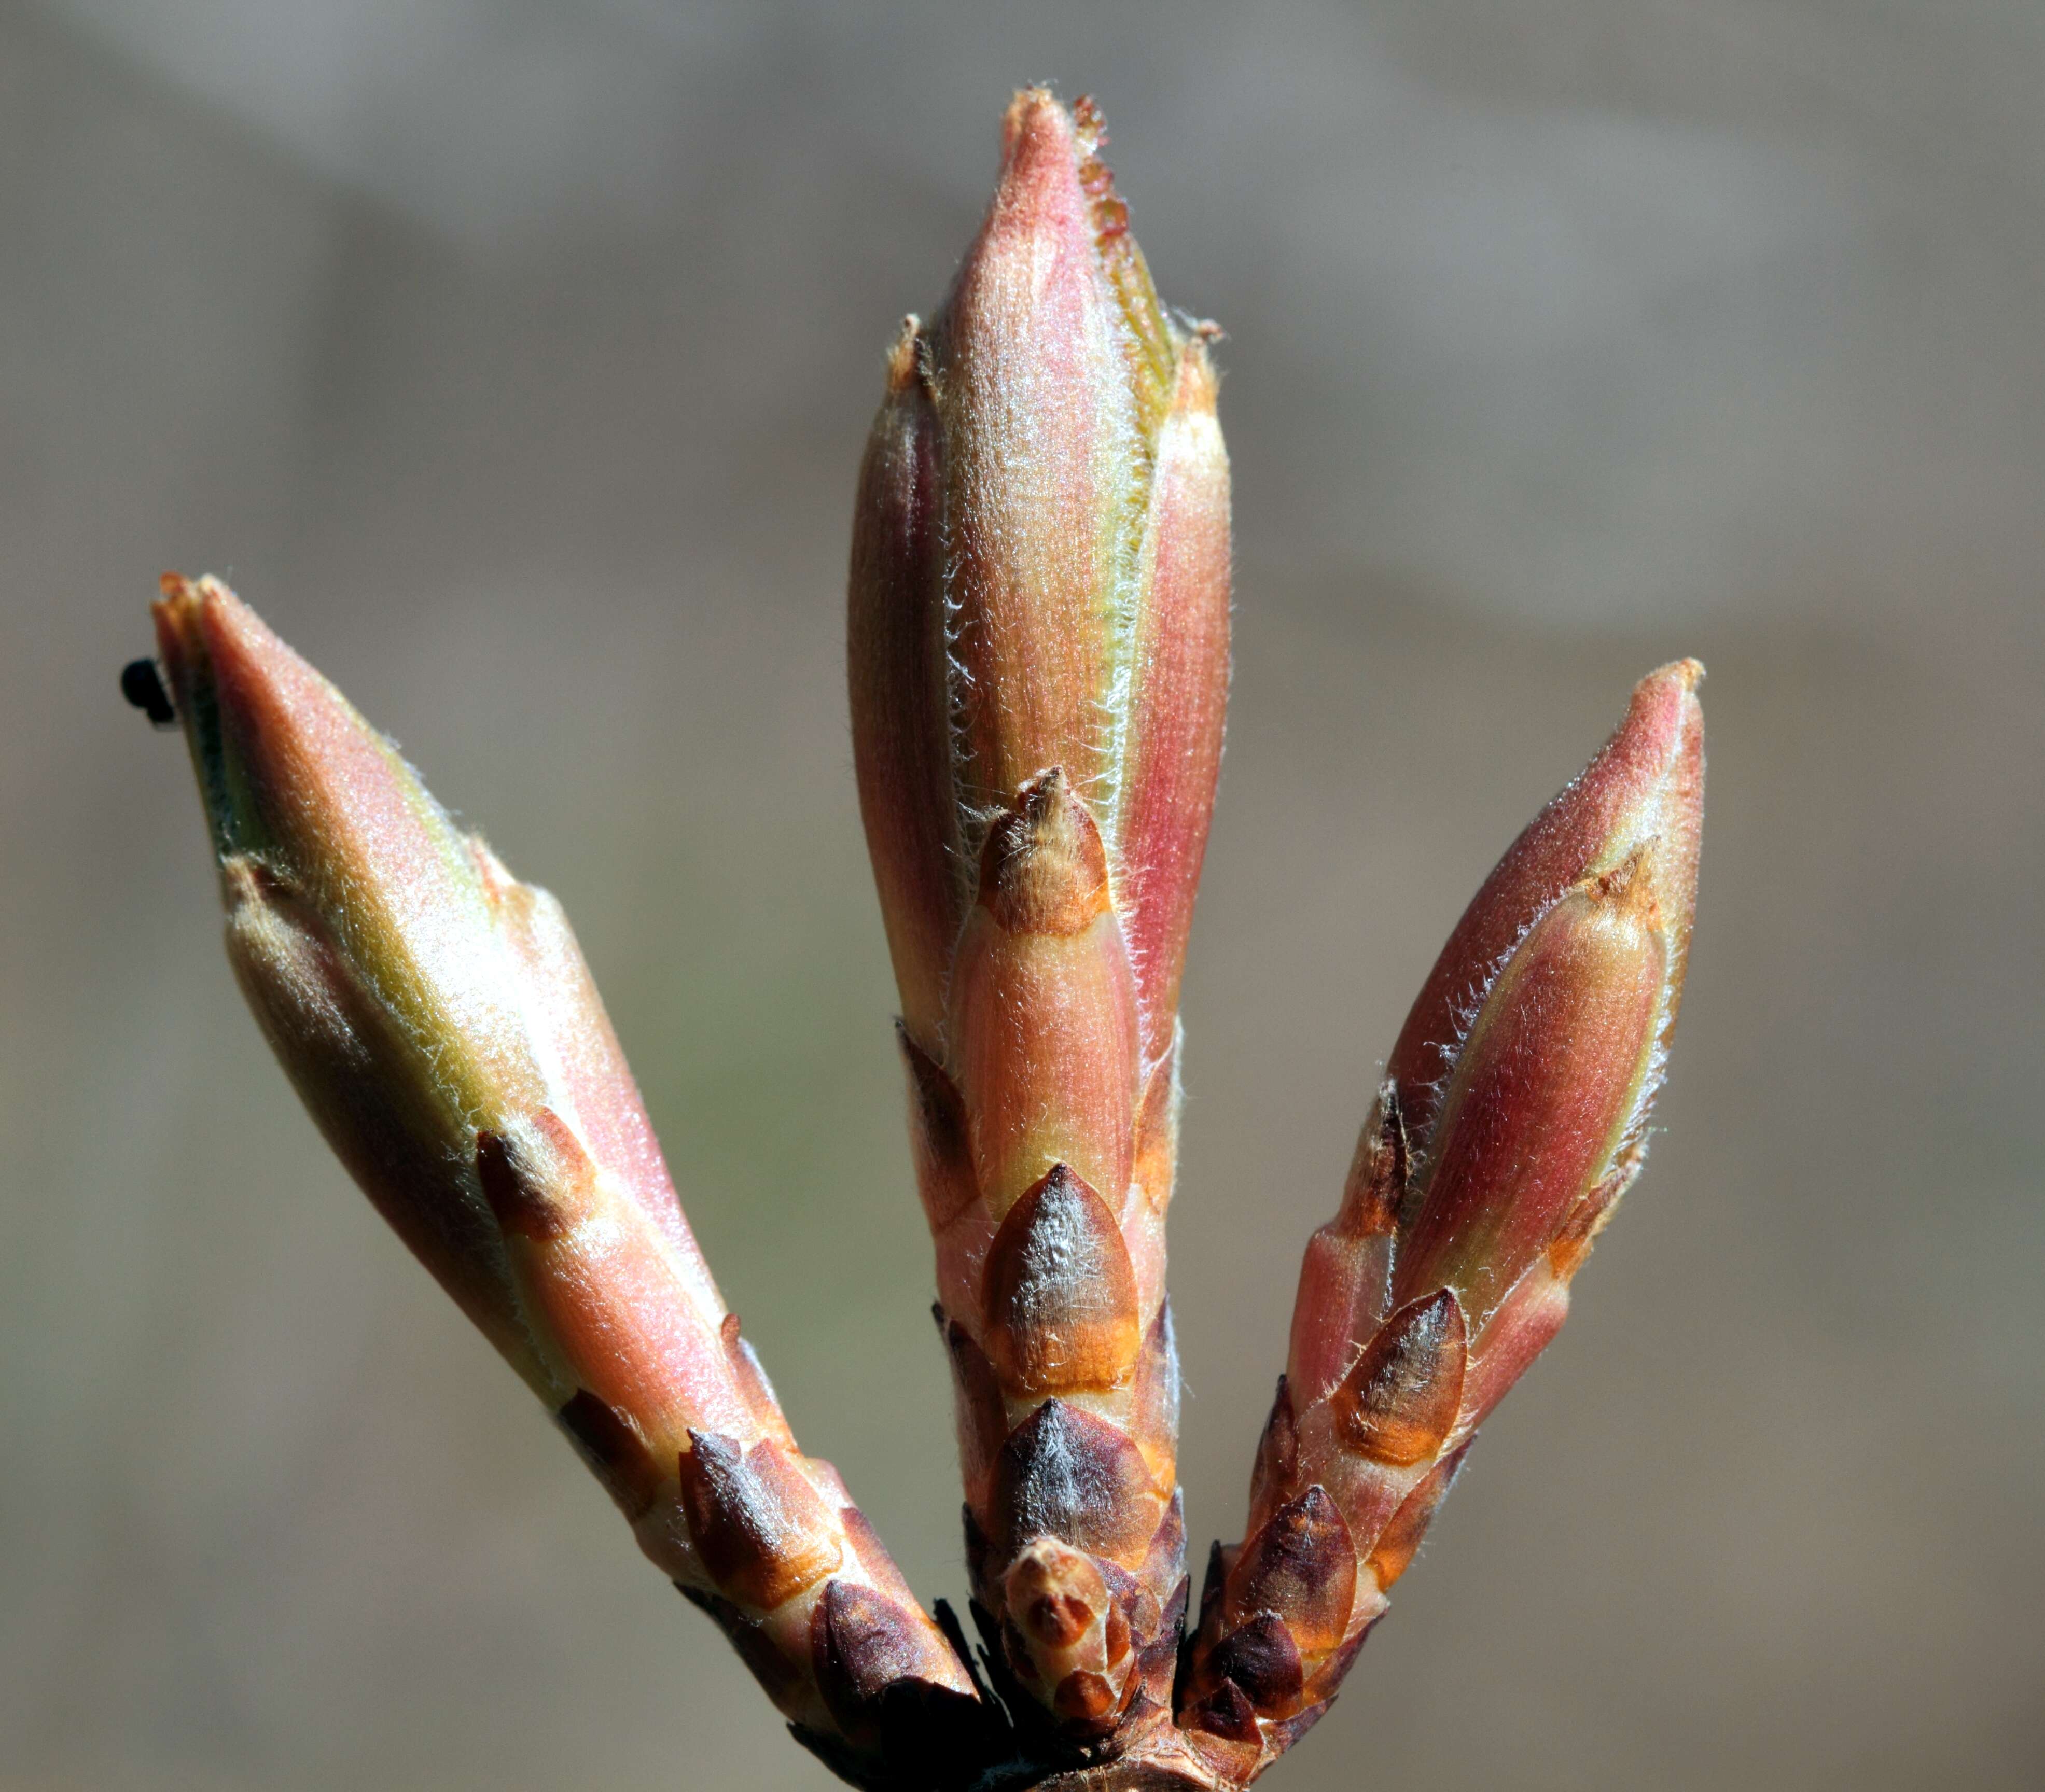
5, 2, 2041, 1787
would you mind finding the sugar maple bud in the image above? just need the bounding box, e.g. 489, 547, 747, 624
152, 575, 979, 1782
1183, 662, 1704, 1779
146, 81, 1710, 1792
850, 90, 1229, 1751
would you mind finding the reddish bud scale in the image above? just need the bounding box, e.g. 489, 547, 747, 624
1183, 665, 1703, 1780
851, 90, 1230, 1753
952, 773, 1142, 1218
848, 328, 958, 1051
155, 577, 979, 1779
1118, 346, 1231, 1063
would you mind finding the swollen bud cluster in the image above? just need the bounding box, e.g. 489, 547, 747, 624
145, 87, 1705, 1792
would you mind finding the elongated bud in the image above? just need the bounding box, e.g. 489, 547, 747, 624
1184, 663, 1703, 1777
152, 575, 978, 1776
850, 89, 1229, 1754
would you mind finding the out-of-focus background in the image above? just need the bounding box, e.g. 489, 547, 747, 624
5, 2, 2040, 1787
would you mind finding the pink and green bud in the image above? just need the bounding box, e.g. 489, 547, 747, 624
143, 76, 1716, 1788
151, 575, 978, 1767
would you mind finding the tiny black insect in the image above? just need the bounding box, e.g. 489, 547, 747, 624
121, 657, 177, 728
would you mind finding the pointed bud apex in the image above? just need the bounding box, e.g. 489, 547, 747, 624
1247, 1377, 1300, 1526
1225, 1486, 1357, 1656
1187, 1677, 1262, 1748
677, 1432, 843, 1609
978, 768, 1111, 936
992, 1399, 1163, 1566
1202, 1612, 1305, 1717
156, 579, 534, 1098
982, 1163, 1142, 1395
810, 1579, 987, 1762
1332, 1289, 1468, 1468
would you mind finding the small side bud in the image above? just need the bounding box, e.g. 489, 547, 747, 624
977, 768, 1112, 937
1224, 1486, 1357, 1655
810, 1579, 990, 1766
1332, 1289, 1468, 1468
982, 1163, 1142, 1395
677, 1432, 843, 1610
1003, 1537, 1124, 1727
